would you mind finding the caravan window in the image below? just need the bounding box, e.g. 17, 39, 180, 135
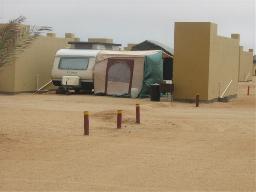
59, 57, 89, 70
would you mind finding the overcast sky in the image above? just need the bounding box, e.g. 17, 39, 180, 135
0, 0, 255, 52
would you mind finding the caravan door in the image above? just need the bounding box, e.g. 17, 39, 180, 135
105, 58, 134, 96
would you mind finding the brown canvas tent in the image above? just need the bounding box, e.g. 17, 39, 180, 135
94, 50, 163, 97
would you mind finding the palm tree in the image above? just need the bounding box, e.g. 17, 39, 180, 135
0, 16, 52, 67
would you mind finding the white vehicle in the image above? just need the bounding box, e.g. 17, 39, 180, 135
51, 49, 100, 93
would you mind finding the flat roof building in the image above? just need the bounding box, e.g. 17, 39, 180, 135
68, 38, 121, 50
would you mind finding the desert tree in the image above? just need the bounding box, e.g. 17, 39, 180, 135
0, 16, 52, 67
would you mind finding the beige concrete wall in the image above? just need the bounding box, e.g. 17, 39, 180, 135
208, 27, 240, 100
173, 22, 211, 101
253, 65, 256, 76
238, 47, 253, 81
13, 35, 74, 92
0, 24, 29, 93
0, 61, 15, 93
174, 22, 240, 101
124, 44, 137, 51
0, 25, 76, 93
88, 38, 113, 44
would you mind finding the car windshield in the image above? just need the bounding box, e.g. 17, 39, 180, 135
59, 57, 89, 70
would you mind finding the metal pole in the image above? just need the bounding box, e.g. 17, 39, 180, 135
117, 110, 122, 129
196, 94, 199, 107
136, 104, 140, 124
84, 111, 89, 135
220, 80, 232, 98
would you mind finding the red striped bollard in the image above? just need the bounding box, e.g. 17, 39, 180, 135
117, 110, 122, 129
136, 104, 140, 124
84, 111, 89, 135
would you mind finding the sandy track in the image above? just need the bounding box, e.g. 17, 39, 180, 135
0, 80, 255, 191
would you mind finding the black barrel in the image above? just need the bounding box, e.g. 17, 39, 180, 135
150, 83, 160, 101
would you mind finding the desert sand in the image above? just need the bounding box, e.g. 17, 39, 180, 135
0, 79, 255, 191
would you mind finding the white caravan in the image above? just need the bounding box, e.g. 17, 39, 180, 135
51, 49, 100, 93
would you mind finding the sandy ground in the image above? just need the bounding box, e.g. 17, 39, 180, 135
0, 79, 255, 192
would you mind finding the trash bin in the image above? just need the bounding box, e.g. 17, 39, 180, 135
150, 83, 160, 101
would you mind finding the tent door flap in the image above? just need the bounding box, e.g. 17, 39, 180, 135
105, 58, 134, 96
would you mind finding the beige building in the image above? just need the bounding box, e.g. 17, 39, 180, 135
173, 22, 241, 101
238, 47, 254, 81
124, 43, 137, 51
0, 31, 77, 93
69, 38, 121, 50
253, 55, 256, 76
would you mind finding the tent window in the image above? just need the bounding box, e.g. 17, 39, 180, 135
59, 57, 89, 70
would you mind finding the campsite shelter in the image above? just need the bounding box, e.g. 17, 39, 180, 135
131, 40, 174, 80
94, 50, 163, 98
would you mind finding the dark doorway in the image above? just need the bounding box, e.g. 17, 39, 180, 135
163, 58, 173, 80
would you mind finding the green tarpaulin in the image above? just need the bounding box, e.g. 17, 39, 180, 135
139, 51, 163, 98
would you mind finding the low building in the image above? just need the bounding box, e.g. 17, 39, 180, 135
0, 28, 77, 93
174, 22, 240, 102
238, 46, 254, 81
124, 43, 137, 51
68, 38, 121, 50
252, 55, 256, 76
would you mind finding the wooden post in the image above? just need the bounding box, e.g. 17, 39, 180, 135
196, 94, 199, 107
136, 104, 140, 124
84, 111, 89, 135
247, 86, 250, 96
117, 110, 122, 129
